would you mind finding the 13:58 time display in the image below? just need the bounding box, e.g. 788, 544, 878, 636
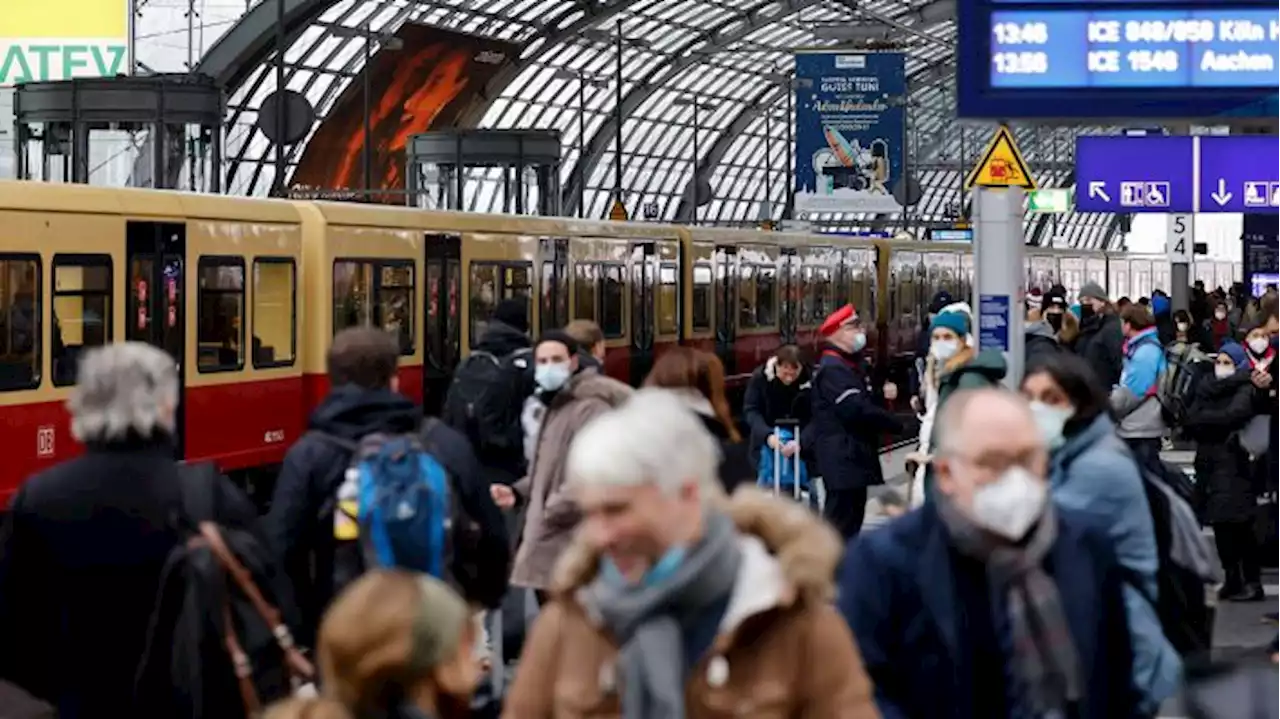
992, 51, 1049, 74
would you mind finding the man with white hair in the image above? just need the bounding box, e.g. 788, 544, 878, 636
505, 388, 878, 719
0, 342, 262, 716
838, 387, 1139, 719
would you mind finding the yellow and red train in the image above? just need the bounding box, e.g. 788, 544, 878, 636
0, 182, 1239, 503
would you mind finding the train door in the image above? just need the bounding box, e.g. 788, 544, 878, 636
629, 242, 656, 386
125, 222, 186, 459
424, 234, 462, 415
714, 245, 739, 375
779, 248, 798, 344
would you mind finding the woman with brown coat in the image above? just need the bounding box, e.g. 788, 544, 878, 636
504, 389, 879, 719
505, 331, 633, 596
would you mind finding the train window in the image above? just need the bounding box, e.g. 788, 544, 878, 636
738, 264, 758, 329
803, 265, 833, 324
333, 259, 416, 355
756, 264, 777, 326
0, 255, 41, 391
52, 254, 112, 386
692, 263, 713, 331
252, 258, 296, 368
599, 263, 625, 339
197, 257, 246, 373
468, 261, 531, 346
657, 262, 678, 336
573, 262, 597, 322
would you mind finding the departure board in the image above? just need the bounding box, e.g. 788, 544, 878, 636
989, 8, 1279, 88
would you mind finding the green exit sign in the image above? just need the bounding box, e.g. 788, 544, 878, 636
1028, 188, 1072, 213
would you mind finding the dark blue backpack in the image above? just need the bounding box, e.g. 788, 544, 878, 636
332, 431, 457, 581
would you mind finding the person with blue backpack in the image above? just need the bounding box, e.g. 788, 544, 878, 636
265, 327, 511, 648
1111, 304, 1168, 470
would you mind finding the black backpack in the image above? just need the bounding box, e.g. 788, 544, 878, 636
134, 464, 313, 718
1158, 342, 1211, 429
1135, 459, 1220, 660
442, 348, 531, 458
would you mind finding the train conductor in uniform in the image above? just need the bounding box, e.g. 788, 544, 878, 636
810, 303, 902, 539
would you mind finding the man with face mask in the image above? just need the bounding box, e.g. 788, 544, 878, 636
1072, 281, 1124, 393
809, 304, 902, 539
505, 331, 632, 601
838, 388, 1138, 719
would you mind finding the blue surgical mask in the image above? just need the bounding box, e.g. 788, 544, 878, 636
601, 546, 687, 588
1028, 400, 1073, 451
534, 361, 572, 392
851, 332, 867, 353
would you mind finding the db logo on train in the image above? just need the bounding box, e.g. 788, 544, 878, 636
36, 426, 55, 458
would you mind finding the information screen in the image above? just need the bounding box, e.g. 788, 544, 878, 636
989, 8, 1279, 88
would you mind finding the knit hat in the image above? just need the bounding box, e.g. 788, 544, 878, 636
930, 307, 971, 337
1044, 286, 1068, 309
1078, 281, 1108, 303
1219, 341, 1249, 370
492, 297, 529, 334
1026, 288, 1044, 313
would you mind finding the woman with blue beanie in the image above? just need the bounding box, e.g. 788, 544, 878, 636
1186, 341, 1267, 602
906, 303, 1007, 506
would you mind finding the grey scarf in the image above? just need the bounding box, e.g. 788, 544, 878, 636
583, 509, 742, 719
936, 492, 1083, 715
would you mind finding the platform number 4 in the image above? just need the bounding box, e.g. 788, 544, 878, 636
1167, 214, 1192, 263
36, 426, 55, 458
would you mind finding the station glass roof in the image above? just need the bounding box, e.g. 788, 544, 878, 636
132, 0, 1122, 247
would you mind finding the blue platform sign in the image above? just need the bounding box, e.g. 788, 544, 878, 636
979, 294, 1011, 352
957, 0, 1279, 119
793, 51, 905, 214
1075, 136, 1194, 213
1075, 135, 1280, 214
1199, 136, 1280, 213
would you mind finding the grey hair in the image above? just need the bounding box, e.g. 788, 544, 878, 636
933, 387, 1029, 456
565, 388, 724, 499
68, 342, 179, 444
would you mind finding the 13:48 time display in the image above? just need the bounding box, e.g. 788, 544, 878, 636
993, 51, 1049, 75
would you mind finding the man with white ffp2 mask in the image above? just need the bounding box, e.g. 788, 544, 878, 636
838, 388, 1140, 719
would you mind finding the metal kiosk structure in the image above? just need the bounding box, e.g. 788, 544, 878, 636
404, 129, 562, 215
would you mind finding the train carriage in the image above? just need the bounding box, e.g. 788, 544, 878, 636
0, 183, 304, 505
0, 180, 1245, 504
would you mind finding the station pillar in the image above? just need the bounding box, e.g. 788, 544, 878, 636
974, 186, 1027, 389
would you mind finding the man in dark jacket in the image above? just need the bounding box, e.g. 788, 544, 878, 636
743, 344, 813, 468
453, 297, 535, 487
810, 304, 902, 539
1074, 281, 1124, 392
264, 327, 510, 646
1025, 290, 1061, 367
0, 343, 266, 717
837, 388, 1138, 719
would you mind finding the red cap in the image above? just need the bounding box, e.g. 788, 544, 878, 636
819, 304, 858, 338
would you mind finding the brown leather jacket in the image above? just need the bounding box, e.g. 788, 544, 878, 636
504, 488, 881, 719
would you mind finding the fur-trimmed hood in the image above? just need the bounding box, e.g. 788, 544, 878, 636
763, 356, 813, 388
550, 487, 843, 611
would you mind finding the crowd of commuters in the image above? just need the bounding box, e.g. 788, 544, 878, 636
0, 278, 1276, 719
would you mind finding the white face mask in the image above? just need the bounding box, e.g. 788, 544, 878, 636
534, 361, 572, 392
1029, 401, 1073, 451
1248, 337, 1269, 356
970, 466, 1048, 541
1176, 322, 1189, 333
1214, 364, 1236, 380
1214, 310, 1227, 321
931, 339, 960, 362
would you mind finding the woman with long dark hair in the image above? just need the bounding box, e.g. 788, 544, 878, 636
1020, 352, 1181, 715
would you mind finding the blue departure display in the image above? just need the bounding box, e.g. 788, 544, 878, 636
989, 8, 1279, 89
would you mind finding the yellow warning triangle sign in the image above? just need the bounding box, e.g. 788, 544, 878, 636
608, 199, 629, 221
964, 125, 1037, 191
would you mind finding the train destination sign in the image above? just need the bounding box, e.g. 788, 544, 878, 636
956, 0, 1278, 119
1075, 135, 1279, 214
989, 8, 1279, 89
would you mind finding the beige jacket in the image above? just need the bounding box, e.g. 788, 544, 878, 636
504, 488, 881, 719
511, 369, 632, 589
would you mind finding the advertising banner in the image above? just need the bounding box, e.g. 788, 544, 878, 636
794, 51, 905, 215
291, 24, 517, 205
0, 0, 129, 86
